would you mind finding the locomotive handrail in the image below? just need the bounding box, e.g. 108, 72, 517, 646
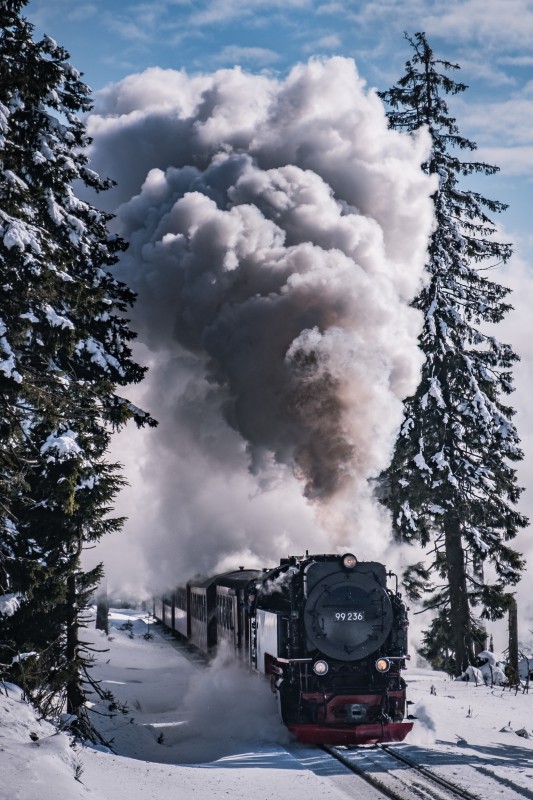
275, 657, 313, 663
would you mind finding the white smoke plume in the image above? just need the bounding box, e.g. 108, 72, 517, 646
85, 58, 436, 594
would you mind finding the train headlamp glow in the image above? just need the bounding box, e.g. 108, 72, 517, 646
313, 660, 329, 676
342, 553, 357, 569
375, 657, 391, 673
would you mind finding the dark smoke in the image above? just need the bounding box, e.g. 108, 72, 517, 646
84, 57, 435, 591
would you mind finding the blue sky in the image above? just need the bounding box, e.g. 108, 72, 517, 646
25, 0, 533, 240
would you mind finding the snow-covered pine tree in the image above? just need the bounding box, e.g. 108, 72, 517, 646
0, 0, 155, 730
378, 32, 527, 675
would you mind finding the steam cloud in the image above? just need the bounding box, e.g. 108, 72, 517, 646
85, 58, 435, 593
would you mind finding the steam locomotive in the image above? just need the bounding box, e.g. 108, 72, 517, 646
154, 552, 413, 745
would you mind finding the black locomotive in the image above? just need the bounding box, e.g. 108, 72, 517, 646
154, 552, 413, 745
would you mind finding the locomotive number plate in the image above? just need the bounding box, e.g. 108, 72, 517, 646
333, 611, 366, 622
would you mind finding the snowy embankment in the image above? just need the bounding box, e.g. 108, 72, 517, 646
2, 610, 533, 800
0, 683, 88, 800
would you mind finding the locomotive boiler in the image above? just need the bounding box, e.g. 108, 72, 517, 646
154, 552, 413, 746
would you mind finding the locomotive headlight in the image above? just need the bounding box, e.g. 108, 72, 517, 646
375, 657, 391, 673
313, 660, 329, 676
342, 553, 357, 569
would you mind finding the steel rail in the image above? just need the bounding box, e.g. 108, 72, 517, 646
324, 743, 485, 800
379, 744, 483, 800
321, 744, 413, 800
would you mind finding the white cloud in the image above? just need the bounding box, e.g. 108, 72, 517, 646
423, 0, 533, 48
302, 33, 342, 53
476, 146, 533, 178
190, 0, 311, 26
213, 45, 281, 65
458, 88, 533, 149
345, 0, 533, 51
309, 33, 341, 51
104, 17, 152, 43
499, 55, 533, 67
452, 56, 515, 87
67, 4, 98, 22
316, 33, 341, 47
316, 2, 345, 14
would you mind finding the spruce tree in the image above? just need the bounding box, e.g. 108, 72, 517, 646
378, 33, 527, 675
0, 1, 155, 731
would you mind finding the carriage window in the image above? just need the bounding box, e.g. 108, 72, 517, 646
176, 588, 186, 610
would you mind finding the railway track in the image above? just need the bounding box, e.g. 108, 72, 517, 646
380, 743, 533, 800
323, 743, 483, 800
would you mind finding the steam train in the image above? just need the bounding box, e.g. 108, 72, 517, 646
154, 552, 413, 745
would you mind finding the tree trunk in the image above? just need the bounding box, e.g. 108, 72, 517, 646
95, 582, 109, 635
472, 552, 487, 655
444, 515, 472, 675
66, 572, 84, 717
507, 595, 519, 686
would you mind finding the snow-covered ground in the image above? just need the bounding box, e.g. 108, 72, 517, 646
2, 609, 533, 800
